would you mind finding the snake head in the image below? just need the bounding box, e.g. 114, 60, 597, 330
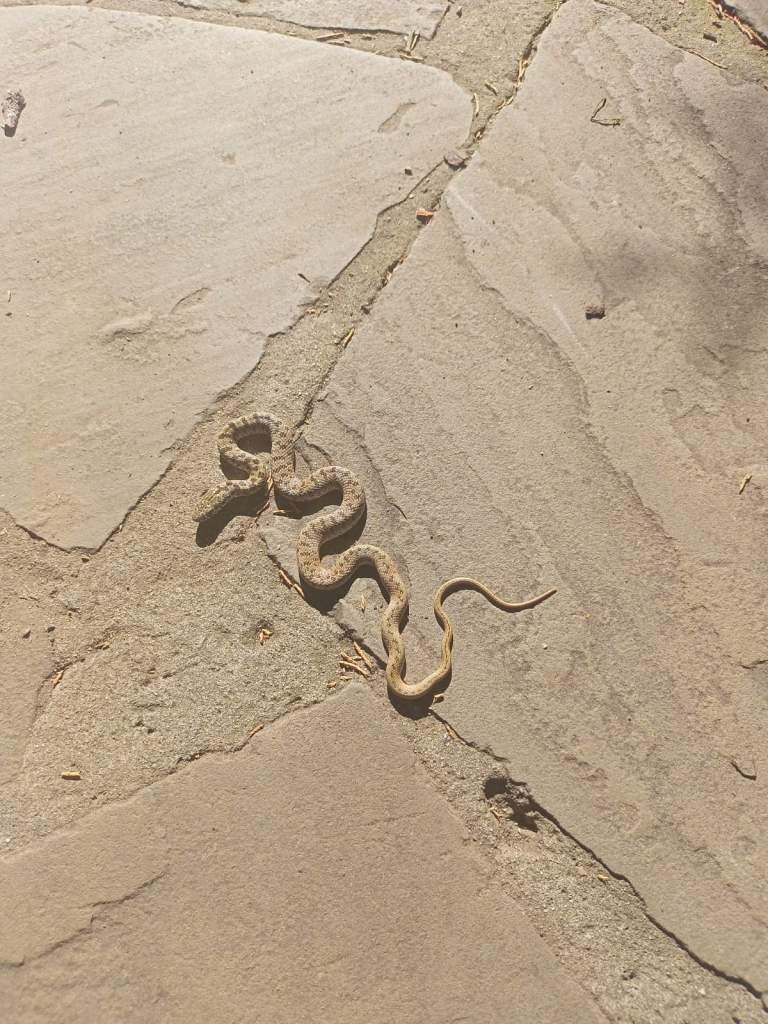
193, 482, 240, 523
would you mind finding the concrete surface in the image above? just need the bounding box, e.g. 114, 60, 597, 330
265, 0, 768, 999
0, 5, 469, 549
2, 0, 767, 1021
0, 685, 605, 1024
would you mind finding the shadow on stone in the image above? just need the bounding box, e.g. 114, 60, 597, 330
484, 775, 540, 833
194, 488, 270, 546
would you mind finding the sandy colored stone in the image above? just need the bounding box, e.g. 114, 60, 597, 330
178, 0, 448, 37
0, 685, 603, 1023
0, 521, 70, 786
268, 0, 768, 995
0, 594, 53, 786
0, 5, 469, 550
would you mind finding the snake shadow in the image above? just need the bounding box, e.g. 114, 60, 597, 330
194, 485, 272, 546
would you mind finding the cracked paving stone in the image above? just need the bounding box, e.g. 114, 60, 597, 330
0, 5, 470, 550
0, 685, 604, 1024
264, 0, 768, 999
174, 0, 449, 37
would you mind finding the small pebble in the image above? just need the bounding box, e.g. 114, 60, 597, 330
2, 89, 25, 135
585, 303, 605, 320
22, 628, 31, 639
444, 148, 468, 169
46, 624, 56, 633
404, 167, 413, 176
703, 31, 718, 41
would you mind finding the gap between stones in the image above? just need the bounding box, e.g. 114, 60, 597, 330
197, 0, 570, 449
426, 706, 768, 1011
2, 1, 565, 557
10, 0, 766, 1012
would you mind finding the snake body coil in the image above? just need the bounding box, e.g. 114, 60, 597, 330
195, 413, 555, 701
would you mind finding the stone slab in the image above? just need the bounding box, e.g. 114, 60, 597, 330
0, 6, 470, 549
267, 0, 768, 995
178, 0, 448, 38
0, 580, 53, 787
0, 685, 603, 1023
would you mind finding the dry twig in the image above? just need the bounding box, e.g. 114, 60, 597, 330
339, 656, 370, 678
353, 642, 374, 670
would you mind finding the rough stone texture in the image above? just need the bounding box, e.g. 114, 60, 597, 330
0, 5, 469, 550
178, 0, 448, 37
268, 0, 768, 995
0, 533, 57, 785
724, 1, 768, 43
0, 685, 603, 1023
3, 0, 768, 1019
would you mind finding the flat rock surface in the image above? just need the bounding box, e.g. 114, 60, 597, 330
4, 0, 768, 1019
0, 5, 469, 549
270, 0, 768, 994
0, 685, 603, 1023
178, 0, 448, 37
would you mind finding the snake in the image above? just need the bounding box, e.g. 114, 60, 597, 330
194, 413, 556, 701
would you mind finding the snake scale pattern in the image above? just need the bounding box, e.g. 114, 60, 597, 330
195, 413, 556, 701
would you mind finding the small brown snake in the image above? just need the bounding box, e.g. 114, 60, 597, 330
195, 413, 556, 700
